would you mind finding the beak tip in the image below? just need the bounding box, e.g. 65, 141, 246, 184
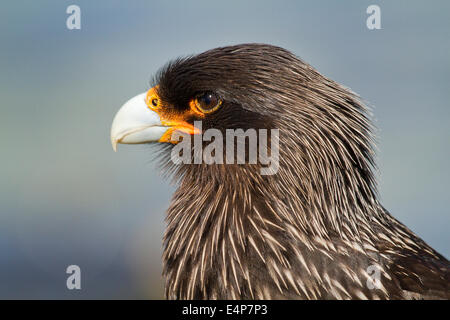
111, 137, 118, 152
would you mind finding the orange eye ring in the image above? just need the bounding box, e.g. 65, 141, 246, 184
192, 92, 222, 114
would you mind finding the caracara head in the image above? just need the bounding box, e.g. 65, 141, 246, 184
111, 45, 285, 153
111, 44, 375, 188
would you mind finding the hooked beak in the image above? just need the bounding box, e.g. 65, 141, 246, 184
110, 92, 169, 152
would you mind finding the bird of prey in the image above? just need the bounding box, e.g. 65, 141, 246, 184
110, 44, 449, 299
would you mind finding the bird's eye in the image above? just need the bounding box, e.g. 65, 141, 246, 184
145, 87, 161, 111
194, 92, 222, 113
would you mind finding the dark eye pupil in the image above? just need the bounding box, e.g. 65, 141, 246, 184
199, 93, 216, 109
204, 94, 212, 105
152, 99, 158, 107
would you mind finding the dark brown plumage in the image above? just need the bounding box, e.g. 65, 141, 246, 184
113, 43, 450, 299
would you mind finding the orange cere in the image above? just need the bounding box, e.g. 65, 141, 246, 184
145, 86, 203, 143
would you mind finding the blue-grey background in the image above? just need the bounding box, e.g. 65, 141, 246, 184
0, 0, 448, 299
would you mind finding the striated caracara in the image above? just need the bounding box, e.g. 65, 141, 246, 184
110, 44, 449, 299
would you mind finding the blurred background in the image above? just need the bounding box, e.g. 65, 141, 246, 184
0, 0, 449, 299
